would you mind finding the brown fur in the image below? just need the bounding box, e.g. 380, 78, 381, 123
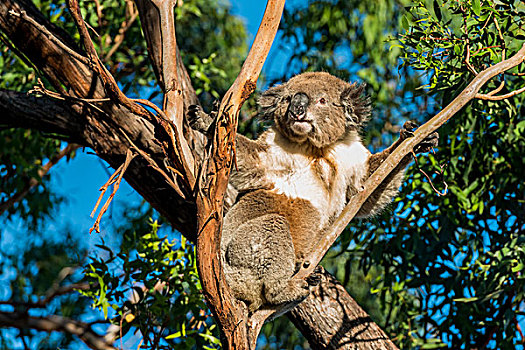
187, 72, 438, 312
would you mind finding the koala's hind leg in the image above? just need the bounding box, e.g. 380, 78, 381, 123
224, 213, 309, 312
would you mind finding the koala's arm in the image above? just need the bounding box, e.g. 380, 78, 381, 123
186, 105, 272, 192
357, 121, 439, 217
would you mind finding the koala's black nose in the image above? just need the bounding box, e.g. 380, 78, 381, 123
290, 93, 309, 119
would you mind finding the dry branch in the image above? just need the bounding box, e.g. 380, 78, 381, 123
90, 149, 136, 233
476, 84, 525, 100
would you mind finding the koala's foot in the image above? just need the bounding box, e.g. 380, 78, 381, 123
187, 104, 215, 135
247, 298, 264, 314
305, 265, 324, 286
264, 278, 310, 307
401, 120, 439, 153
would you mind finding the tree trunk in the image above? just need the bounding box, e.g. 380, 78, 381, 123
289, 270, 398, 350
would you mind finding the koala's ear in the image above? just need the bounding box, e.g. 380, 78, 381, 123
340, 83, 371, 126
258, 83, 288, 119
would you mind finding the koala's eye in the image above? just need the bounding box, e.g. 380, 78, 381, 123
319, 98, 327, 105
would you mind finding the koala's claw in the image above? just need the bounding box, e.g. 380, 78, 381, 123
305, 265, 324, 286
400, 120, 439, 153
187, 104, 203, 128
414, 132, 439, 153
187, 104, 214, 135
400, 120, 418, 140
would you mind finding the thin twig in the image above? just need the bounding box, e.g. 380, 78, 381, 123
30, 78, 111, 102
411, 149, 448, 196
121, 132, 186, 199
66, 0, 152, 120
494, 17, 506, 61
104, 3, 139, 62
516, 318, 525, 344
90, 149, 136, 233
486, 80, 505, 96
476, 85, 525, 100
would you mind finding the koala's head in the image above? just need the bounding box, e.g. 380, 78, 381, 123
258, 72, 371, 148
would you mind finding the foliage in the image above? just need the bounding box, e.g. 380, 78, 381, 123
81, 220, 219, 349
0, 234, 90, 349
340, 0, 525, 348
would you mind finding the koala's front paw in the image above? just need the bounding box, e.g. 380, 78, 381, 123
187, 105, 210, 133
401, 120, 439, 154
305, 265, 324, 286
415, 132, 439, 153
400, 120, 418, 140
187, 105, 218, 137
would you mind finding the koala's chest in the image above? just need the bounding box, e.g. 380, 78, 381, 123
260, 142, 369, 226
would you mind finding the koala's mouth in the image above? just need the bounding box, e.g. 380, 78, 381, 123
289, 118, 312, 135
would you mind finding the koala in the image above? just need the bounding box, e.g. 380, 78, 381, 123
188, 72, 438, 312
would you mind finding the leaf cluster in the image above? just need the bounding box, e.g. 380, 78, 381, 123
338, 0, 525, 348
81, 220, 219, 349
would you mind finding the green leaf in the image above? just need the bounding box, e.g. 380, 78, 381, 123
472, 0, 481, 16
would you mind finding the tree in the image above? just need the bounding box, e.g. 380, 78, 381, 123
1, 0, 524, 349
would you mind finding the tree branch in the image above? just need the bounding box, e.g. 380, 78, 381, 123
0, 90, 197, 236
134, 0, 204, 168
288, 269, 398, 350
141, 0, 196, 183
0, 311, 115, 350
194, 1, 285, 349
476, 84, 525, 100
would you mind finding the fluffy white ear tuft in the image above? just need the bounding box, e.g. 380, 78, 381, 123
340, 83, 371, 126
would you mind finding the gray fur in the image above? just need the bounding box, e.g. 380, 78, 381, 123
187, 72, 438, 313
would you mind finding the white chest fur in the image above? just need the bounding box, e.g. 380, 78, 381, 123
259, 129, 370, 227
